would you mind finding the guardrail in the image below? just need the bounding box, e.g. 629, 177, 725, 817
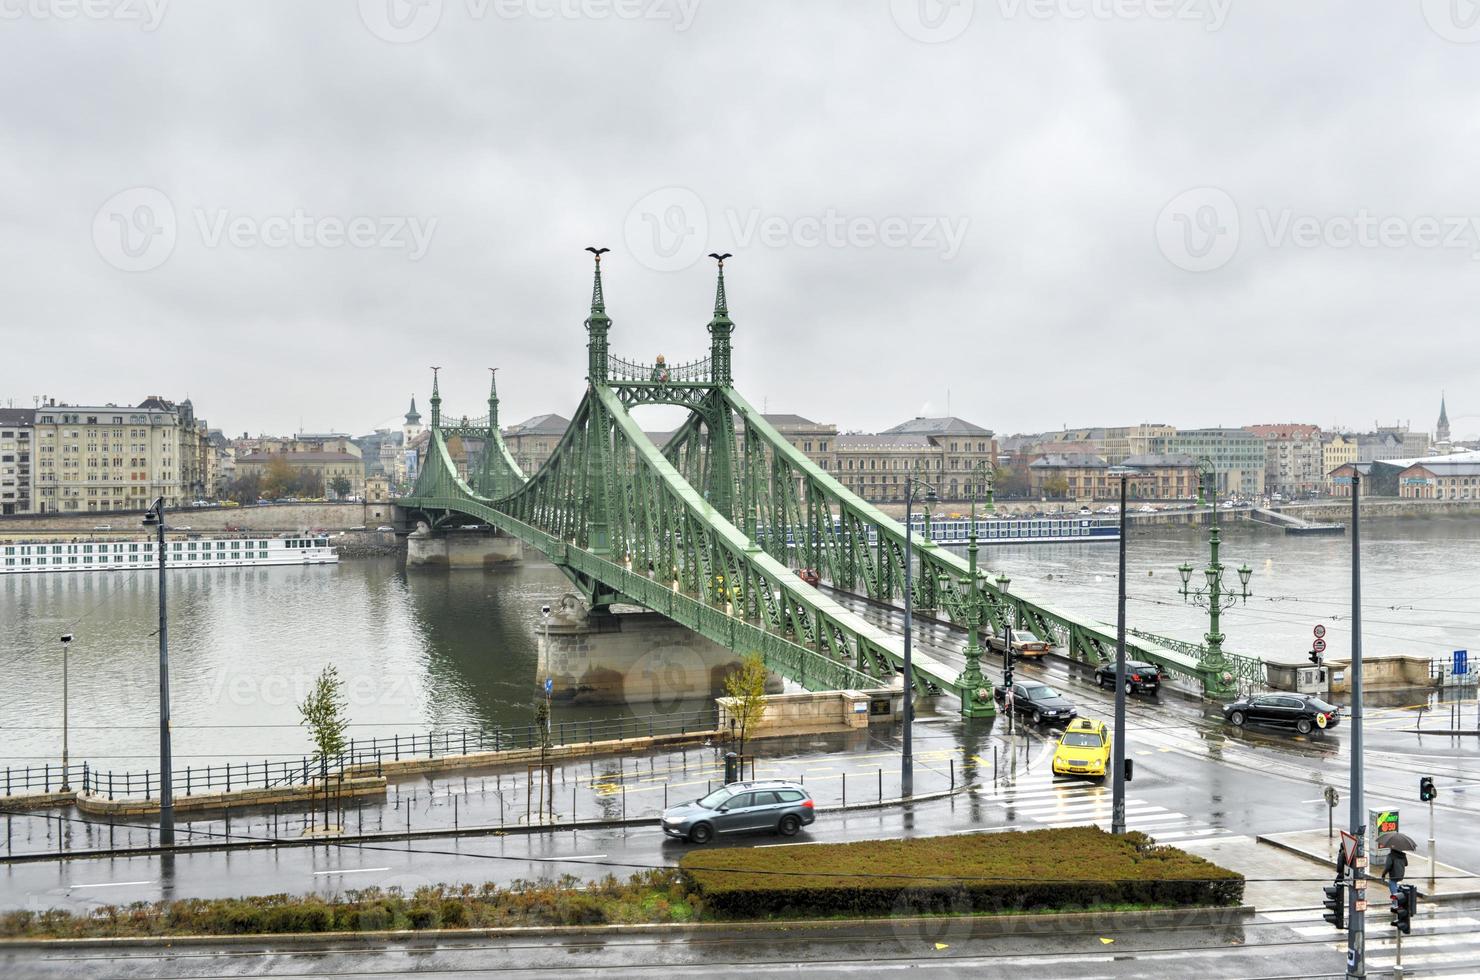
2, 709, 720, 802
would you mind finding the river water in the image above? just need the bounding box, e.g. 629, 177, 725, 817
2, 517, 1477, 772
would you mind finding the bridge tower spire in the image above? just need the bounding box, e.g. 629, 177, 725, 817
706, 252, 734, 386
429, 366, 441, 429
584, 246, 611, 384
487, 367, 500, 430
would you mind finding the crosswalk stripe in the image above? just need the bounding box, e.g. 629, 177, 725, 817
1009, 800, 1164, 816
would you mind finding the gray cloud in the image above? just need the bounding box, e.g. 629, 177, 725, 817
1, 0, 1476, 440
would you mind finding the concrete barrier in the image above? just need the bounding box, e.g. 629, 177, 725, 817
74, 775, 388, 817
717, 689, 903, 738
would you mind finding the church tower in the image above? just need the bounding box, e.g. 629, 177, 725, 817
1437, 393, 1451, 445
403, 396, 423, 447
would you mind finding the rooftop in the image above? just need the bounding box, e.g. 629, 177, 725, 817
503, 413, 571, 436
1030, 453, 1109, 469
882, 416, 994, 438
236, 451, 361, 464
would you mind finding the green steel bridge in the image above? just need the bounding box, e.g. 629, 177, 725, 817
397, 252, 1261, 715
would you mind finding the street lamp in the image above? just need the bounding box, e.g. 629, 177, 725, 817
1106, 465, 1142, 835
994, 572, 1014, 697
142, 497, 174, 846
1176, 458, 1252, 694
59, 633, 73, 791
955, 463, 995, 719
902, 471, 938, 796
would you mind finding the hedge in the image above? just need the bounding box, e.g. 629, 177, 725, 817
679, 827, 1245, 918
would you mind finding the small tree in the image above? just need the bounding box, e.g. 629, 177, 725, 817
298, 665, 349, 829
724, 653, 769, 757
329, 474, 353, 499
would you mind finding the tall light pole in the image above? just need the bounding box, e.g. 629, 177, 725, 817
59, 633, 73, 792
1177, 457, 1252, 698
142, 497, 174, 846
902, 472, 937, 796
1347, 472, 1366, 978
1107, 466, 1140, 835
956, 464, 995, 718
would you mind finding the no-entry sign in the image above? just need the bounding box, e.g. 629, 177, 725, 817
1313, 637, 1327, 654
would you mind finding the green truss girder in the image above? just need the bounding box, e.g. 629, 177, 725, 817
402, 386, 957, 695
402, 374, 1251, 701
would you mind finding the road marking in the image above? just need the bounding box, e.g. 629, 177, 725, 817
756, 842, 812, 848
72, 880, 154, 889
312, 867, 391, 876
559, 853, 608, 861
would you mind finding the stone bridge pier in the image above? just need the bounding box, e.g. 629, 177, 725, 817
404, 522, 523, 569
535, 594, 782, 707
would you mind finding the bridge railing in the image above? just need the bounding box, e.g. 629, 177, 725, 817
607, 354, 712, 384
5, 710, 720, 803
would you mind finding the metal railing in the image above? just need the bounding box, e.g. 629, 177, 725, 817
1, 709, 719, 802
607, 354, 712, 384
1430, 659, 1477, 687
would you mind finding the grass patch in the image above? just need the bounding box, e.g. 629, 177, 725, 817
680, 827, 1245, 919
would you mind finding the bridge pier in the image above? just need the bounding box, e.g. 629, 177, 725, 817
536, 596, 783, 706
405, 524, 523, 569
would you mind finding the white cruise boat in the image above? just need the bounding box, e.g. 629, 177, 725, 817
0, 534, 338, 574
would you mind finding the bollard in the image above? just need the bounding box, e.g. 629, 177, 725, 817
664, 784, 668, 809
950, 758, 955, 790
454, 794, 458, 830
842, 772, 847, 807
622, 785, 627, 822
573, 786, 577, 823
878, 768, 883, 802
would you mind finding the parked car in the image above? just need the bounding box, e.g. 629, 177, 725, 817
1223, 693, 1341, 735
1052, 717, 1111, 779
1098, 505, 1118, 515
986, 632, 1054, 659
993, 681, 1077, 726
92, 524, 111, 531
1094, 659, 1162, 695
1137, 504, 1157, 514
1078, 506, 1093, 515
660, 780, 815, 844
375, 525, 395, 532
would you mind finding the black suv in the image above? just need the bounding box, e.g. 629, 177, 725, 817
1094, 660, 1162, 695
1223, 693, 1341, 735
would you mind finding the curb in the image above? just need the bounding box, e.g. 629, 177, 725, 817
0, 903, 1254, 950
0, 786, 971, 866
1255, 835, 1480, 904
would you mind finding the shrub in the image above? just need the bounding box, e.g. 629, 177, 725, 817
680, 826, 1244, 919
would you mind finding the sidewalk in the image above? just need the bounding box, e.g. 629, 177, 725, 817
1258, 828, 1480, 901
1, 726, 1040, 860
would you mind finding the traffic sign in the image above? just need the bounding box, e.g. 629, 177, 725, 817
1455, 649, 1469, 676
544, 677, 554, 694
1314, 624, 1327, 639
1313, 637, 1327, 654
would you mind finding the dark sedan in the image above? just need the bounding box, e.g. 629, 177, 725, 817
994, 681, 1077, 726
1094, 660, 1162, 695
1223, 693, 1341, 735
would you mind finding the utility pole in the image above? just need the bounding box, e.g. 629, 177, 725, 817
903, 475, 914, 798
1347, 473, 1366, 978
59, 633, 73, 792
143, 498, 174, 847
1110, 467, 1135, 834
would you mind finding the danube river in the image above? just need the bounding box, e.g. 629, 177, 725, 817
2, 517, 1478, 772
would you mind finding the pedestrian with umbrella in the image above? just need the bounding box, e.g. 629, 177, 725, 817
1379, 831, 1420, 899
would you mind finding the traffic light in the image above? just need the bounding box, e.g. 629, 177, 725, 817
1390, 883, 1417, 934
1309, 649, 1321, 666
1322, 880, 1345, 930
1420, 776, 1437, 802
1123, 758, 1134, 782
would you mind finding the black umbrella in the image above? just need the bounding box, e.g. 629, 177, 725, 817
1379, 831, 1420, 853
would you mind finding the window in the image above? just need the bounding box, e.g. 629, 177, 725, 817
751, 791, 779, 806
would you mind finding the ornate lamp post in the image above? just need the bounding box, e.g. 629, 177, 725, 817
956, 463, 996, 718
1176, 457, 1252, 691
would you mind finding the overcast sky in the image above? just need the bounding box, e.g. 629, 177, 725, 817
3, 0, 1477, 441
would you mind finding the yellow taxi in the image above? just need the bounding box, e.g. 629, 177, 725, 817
1051, 718, 1111, 779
